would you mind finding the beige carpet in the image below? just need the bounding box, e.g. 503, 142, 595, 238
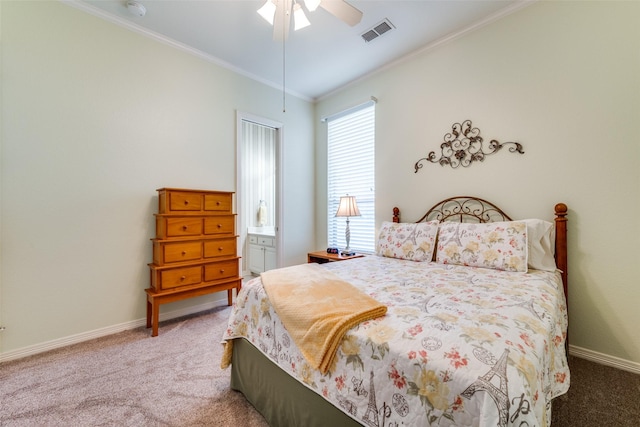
0, 306, 268, 427
2, 306, 640, 426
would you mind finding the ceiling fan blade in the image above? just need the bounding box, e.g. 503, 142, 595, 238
319, 1, 363, 26
273, 0, 291, 41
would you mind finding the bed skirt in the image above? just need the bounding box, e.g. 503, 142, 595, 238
230, 338, 362, 427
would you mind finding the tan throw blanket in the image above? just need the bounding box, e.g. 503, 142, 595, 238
260, 263, 387, 374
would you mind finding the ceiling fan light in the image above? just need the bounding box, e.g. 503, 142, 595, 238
293, 3, 310, 30
304, 0, 321, 12
257, 0, 276, 25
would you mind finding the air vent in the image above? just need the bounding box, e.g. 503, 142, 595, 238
361, 19, 395, 43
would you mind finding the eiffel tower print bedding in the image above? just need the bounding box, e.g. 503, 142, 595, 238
222, 256, 569, 427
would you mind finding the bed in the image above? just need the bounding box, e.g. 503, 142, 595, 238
221, 196, 569, 427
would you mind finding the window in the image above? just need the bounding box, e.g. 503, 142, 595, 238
326, 101, 375, 253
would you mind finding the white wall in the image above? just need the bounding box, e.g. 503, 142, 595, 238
0, 1, 315, 355
316, 1, 640, 367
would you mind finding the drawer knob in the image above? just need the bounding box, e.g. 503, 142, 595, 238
217, 223, 222, 228
216, 201, 221, 205
218, 247, 223, 251
180, 276, 186, 281
220, 269, 225, 273
181, 251, 187, 255
184, 200, 189, 205
182, 225, 188, 231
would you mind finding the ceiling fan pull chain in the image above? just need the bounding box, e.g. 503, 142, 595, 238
282, 12, 286, 113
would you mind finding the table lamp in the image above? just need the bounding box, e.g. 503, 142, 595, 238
335, 195, 361, 256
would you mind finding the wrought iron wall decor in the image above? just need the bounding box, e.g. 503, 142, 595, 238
414, 120, 524, 172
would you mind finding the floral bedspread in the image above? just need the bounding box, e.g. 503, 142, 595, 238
222, 256, 569, 427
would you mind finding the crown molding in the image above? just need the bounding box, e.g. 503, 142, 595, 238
59, 0, 313, 103
318, 0, 537, 102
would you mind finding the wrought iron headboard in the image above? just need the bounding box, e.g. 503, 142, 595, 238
393, 196, 512, 224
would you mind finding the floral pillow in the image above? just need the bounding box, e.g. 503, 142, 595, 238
435, 221, 528, 272
377, 220, 439, 262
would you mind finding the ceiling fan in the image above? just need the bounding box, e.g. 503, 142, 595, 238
257, 0, 363, 41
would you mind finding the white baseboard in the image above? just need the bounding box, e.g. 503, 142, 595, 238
569, 344, 640, 375
0, 299, 228, 363
4, 308, 639, 376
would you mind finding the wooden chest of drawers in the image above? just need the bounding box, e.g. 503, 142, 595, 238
145, 188, 241, 336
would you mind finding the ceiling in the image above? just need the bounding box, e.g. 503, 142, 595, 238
73, 0, 526, 100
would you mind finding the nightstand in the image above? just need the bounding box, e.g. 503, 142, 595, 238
307, 250, 364, 264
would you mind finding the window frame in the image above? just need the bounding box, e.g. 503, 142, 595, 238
325, 100, 376, 254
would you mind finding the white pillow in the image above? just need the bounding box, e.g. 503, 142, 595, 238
522, 219, 557, 272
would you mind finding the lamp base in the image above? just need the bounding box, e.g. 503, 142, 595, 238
341, 250, 356, 257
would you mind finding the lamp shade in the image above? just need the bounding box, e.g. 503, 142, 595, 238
335, 195, 361, 217
257, 0, 276, 25
304, 0, 321, 12
293, 3, 311, 30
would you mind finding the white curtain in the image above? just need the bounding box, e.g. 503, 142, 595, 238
241, 120, 276, 229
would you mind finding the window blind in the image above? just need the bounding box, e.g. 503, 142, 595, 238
327, 102, 375, 253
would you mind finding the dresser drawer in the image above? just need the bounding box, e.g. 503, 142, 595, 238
204, 215, 235, 235
248, 234, 275, 247
204, 259, 239, 282
203, 237, 237, 259
158, 265, 202, 290
153, 240, 202, 265
158, 188, 232, 214
204, 193, 232, 212
169, 191, 202, 212
156, 216, 202, 238
258, 236, 274, 247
